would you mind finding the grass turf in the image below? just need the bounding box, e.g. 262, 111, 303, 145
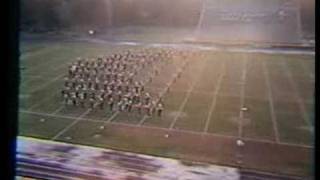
18, 40, 314, 176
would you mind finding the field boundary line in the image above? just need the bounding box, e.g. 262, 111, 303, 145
169, 59, 206, 129
19, 110, 313, 149
280, 60, 313, 130
203, 60, 225, 133
238, 56, 248, 138
262, 61, 280, 143
51, 109, 91, 140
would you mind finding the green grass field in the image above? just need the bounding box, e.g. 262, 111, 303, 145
18, 39, 314, 177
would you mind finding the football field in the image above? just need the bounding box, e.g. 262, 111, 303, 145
18, 40, 314, 177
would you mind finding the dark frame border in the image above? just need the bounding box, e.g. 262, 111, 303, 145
3, 0, 19, 179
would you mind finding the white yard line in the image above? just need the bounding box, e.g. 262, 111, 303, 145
50, 106, 65, 115
138, 73, 175, 126
299, 60, 315, 80
19, 75, 45, 89
296, 0, 303, 41
147, 86, 212, 96
262, 61, 280, 143
105, 112, 120, 123
19, 77, 37, 87
138, 115, 149, 126
20, 46, 61, 67
138, 59, 190, 126
50, 109, 92, 140
19, 110, 313, 149
23, 69, 64, 112
23, 47, 81, 77
280, 61, 313, 131
21, 75, 44, 79
138, 81, 171, 126
138, 86, 169, 126
238, 57, 248, 138
27, 91, 61, 111
203, 61, 225, 133
169, 59, 206, 129
30, 74, 64, 93
194, 0, 207, 36
20, 109, 96, 122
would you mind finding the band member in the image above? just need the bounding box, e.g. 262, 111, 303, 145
103, 80, 108, 90
64, 77, 69, 87
136, 102, 142, 114
156, 102, 164, 117
83, 91, 87, 99
89, 96, 95, 109
98, 96, 104, 109
109, 97, 114, 111
124, 81, 130, 93
134, 82, 140, 93
70, 91, 77, 106
79, 92, 85, 108
116, 90, 122, 102
127, 100, 133, 112
144, 93, 151, 104
144, 102, 152, 116
61, 89, 67, 99
151, 100, 156, 115
117, 101, 123, 112
63, 92, 69, 104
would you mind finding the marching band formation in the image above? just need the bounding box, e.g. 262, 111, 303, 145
61, 48, 195, 117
